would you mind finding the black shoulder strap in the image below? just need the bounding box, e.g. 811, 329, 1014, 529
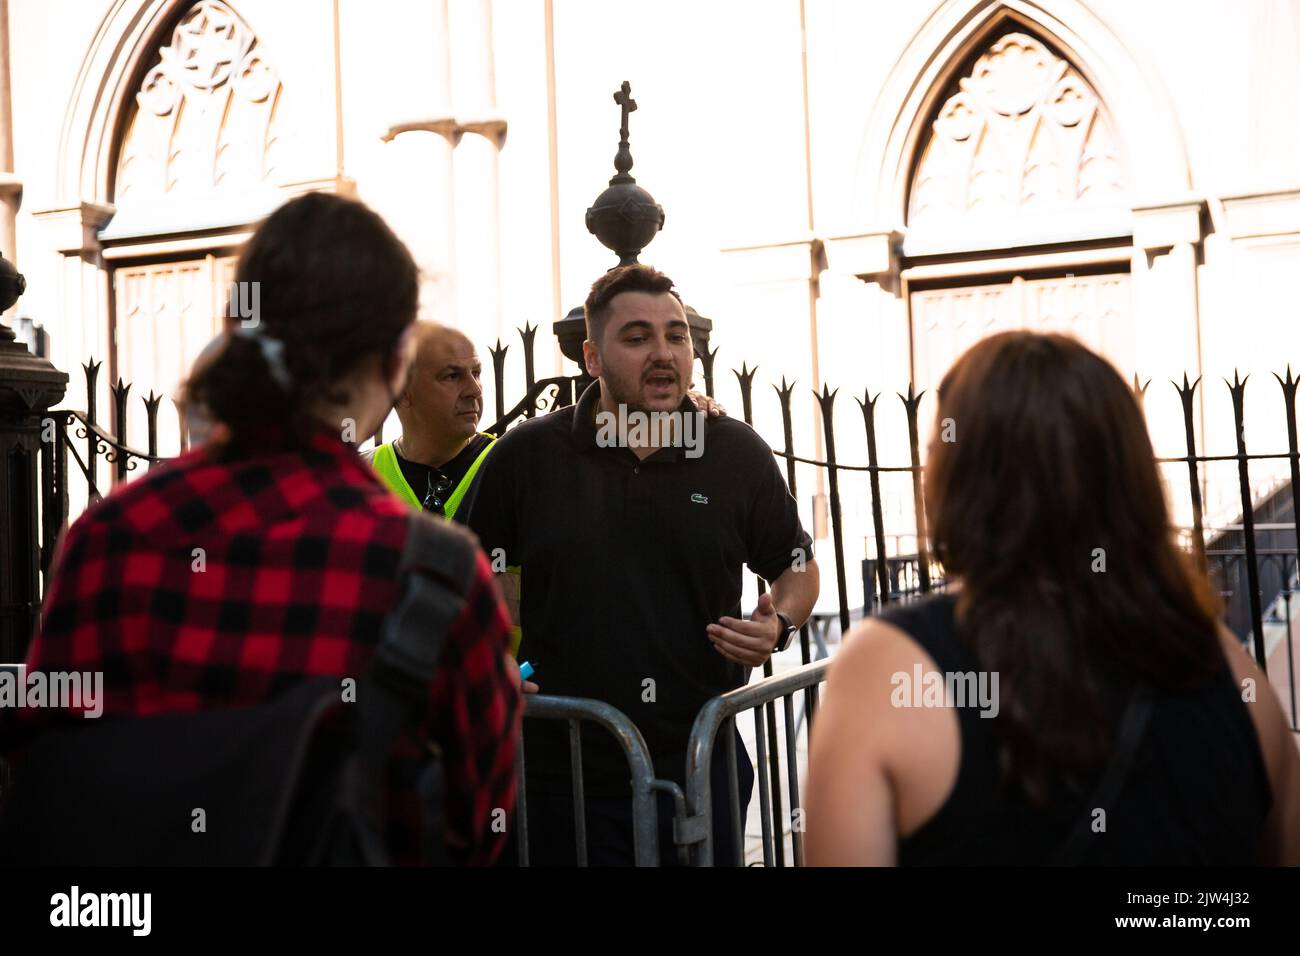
366, 513, 479, 700
1050, 685, 1155, 866
348, 514, 481, 862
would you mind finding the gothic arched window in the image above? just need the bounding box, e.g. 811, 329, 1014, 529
114, 0, 283, 203
907, 31, 1126, 231
105, 1, 286, 460
902, 30, 1137, 404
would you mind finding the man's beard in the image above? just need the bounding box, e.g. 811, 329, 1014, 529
603, 364, 684, 413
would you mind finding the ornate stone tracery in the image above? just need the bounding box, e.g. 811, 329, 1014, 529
908, 31, 1125, 227
115, 0, 283, 201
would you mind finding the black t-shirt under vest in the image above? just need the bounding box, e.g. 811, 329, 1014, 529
395, 432, 493, 521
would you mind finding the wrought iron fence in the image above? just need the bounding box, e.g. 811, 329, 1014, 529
25, 329, 1300, 705
14, 325, 1300, 858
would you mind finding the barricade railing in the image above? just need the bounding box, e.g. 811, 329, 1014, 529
518, 694, 684, 866
677, 658, 831, 866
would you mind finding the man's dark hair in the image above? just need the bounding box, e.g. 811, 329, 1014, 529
583, 263, 682, 344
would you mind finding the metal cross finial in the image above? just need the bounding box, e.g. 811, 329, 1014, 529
614, 81, 637, 141
583, 77, 664, 268
612, 81, 637, 181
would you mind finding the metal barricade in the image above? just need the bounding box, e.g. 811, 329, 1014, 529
517, 694, 685, 866
676, 658, 831, 866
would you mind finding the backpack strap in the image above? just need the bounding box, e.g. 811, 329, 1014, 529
1050, 684, 1155, 866
369, 513, 479, 697
348, 513, 482, 864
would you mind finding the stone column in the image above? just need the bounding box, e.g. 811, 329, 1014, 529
0, 0, 20, 276
448, 0, 507, 350
1132, 199, 1208, 528
0, 0, 69, 662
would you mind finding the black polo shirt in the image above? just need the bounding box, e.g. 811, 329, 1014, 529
463, 381, 812, 795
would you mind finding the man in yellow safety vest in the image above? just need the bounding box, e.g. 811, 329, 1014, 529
363, 321, 494, 522
361, 321, 524, 655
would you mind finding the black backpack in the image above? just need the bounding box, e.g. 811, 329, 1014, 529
0, 513, 480, 866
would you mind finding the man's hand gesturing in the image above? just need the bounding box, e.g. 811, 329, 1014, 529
707, 592, 781, 667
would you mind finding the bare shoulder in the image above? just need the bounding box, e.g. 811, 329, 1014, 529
805, 617, 915, 864
826, 616, 956, 745
1217, 623, 1300, 863
836, 616, 921, 667
832, 617, 936, 688
823, 614, 963, 838
1216, 625, 1288, 745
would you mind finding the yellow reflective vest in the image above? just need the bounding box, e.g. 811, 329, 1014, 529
368, 435, 522, 655
369, 436, 495, 521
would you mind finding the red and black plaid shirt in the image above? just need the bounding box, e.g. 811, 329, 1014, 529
8, 424, 520, 865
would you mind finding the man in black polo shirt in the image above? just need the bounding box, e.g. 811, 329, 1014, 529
464, 263, 820, 865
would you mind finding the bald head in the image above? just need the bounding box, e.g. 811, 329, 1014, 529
395, 321, 484, 459
409, 322, 473, 371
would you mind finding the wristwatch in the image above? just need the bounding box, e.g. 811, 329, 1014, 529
774, 610, 798, 654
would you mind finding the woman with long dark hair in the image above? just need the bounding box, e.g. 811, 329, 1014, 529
8, 192, 521, 865
805, 331, 1299, 865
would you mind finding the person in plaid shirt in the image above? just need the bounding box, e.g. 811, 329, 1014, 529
6, 192, 521, 866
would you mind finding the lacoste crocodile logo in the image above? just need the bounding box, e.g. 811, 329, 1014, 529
691, 493, 709, 504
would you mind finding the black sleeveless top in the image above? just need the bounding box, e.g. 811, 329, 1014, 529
880, 593, 1273, 865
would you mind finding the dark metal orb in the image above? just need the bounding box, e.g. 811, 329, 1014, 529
0, 255, 25, 313
585, 181, 665, 266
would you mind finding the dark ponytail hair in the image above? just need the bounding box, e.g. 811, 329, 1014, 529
185, 191, 418, 440
924, 331, 1223, 805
